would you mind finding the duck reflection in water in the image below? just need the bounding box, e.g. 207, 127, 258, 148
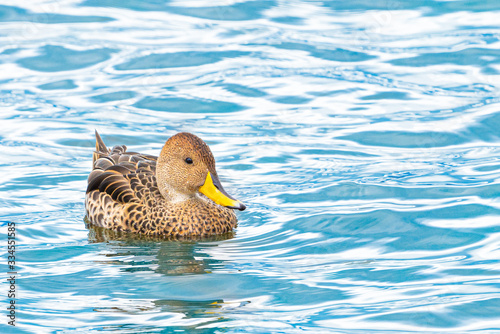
85, 222, 249, 323
86, 221, 234, 275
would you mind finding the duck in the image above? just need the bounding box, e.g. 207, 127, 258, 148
85, 131, 246, 238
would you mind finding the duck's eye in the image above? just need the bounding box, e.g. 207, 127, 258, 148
185, 157, 193, 164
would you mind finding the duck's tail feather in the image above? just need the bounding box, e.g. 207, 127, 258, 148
93, 130, 110, 164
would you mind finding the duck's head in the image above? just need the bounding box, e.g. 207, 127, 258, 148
156, 132, 246, 211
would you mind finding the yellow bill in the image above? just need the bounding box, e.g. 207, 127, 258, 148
199, 172, 246, 211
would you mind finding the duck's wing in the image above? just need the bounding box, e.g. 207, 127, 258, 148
87, 132, 160, 204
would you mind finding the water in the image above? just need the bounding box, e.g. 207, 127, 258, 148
1, 0, 500, 332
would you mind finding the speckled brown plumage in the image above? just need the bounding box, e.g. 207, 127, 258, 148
85, 131, 245, 238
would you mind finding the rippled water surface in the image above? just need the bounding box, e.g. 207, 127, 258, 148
1, 0, 500, 333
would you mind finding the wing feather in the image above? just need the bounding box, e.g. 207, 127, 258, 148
87, 132, 159, 204
87, 171, 114, 193
98, 175, 124, 193
106, 165, 134, 174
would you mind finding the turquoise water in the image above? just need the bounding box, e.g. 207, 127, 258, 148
1, 0, 500, 332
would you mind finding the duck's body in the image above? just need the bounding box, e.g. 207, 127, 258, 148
85, 131, 245, 238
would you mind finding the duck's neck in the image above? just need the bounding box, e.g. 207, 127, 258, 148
158, 184, 192, 204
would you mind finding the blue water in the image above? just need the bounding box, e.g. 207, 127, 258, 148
1, 0, 500, 332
